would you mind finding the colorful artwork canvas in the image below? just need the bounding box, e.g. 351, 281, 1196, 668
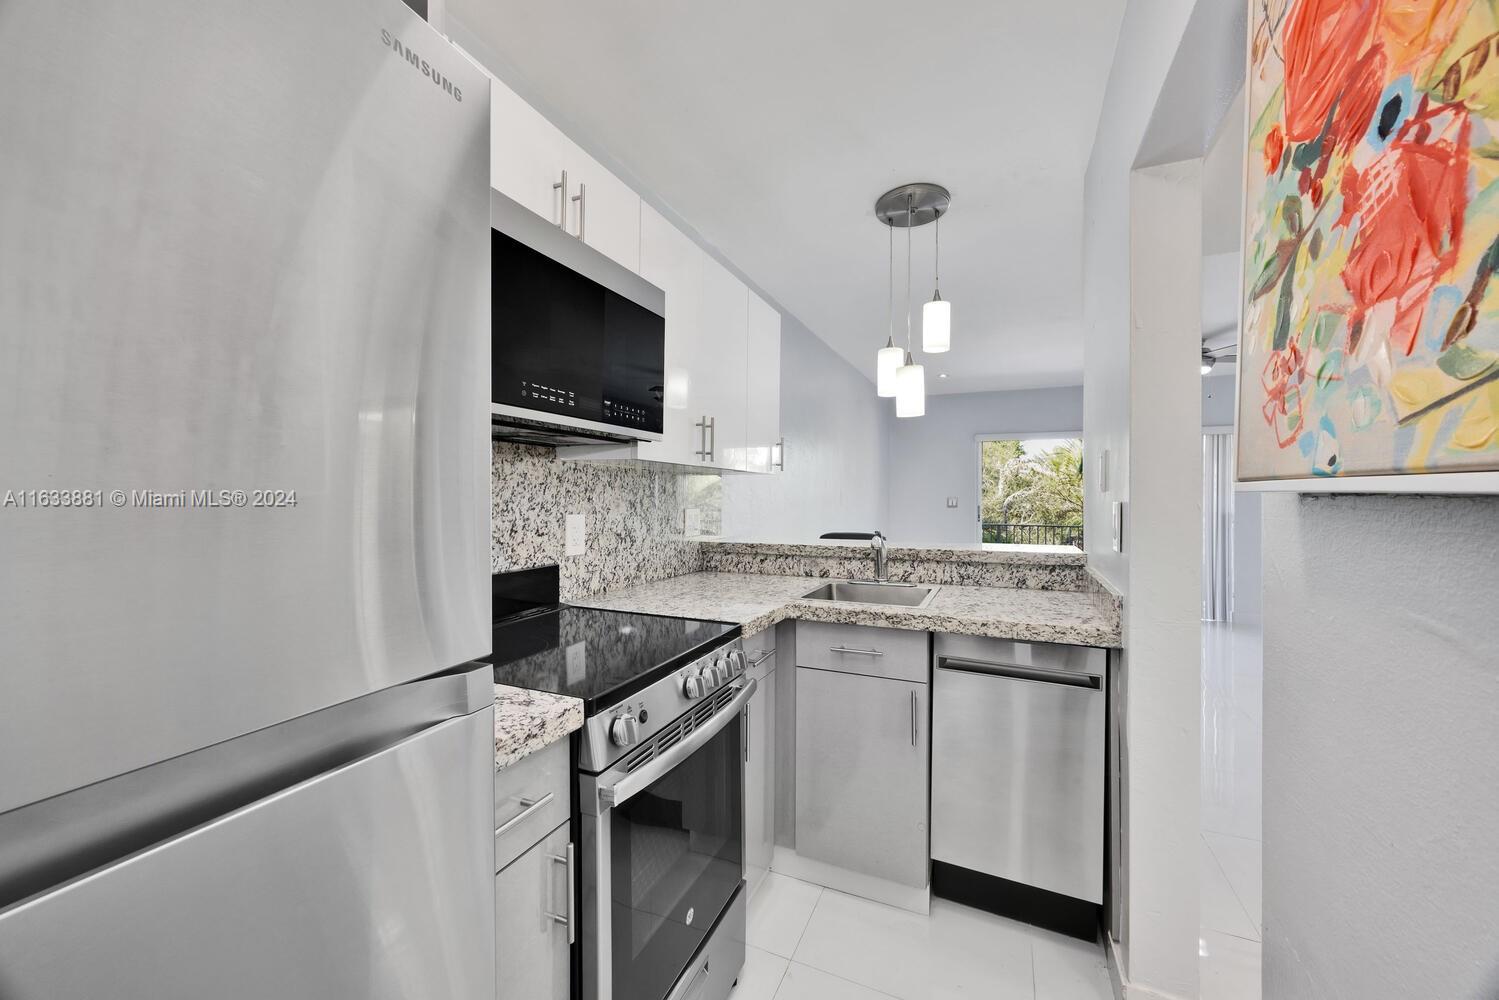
1240, 0, 1499, 486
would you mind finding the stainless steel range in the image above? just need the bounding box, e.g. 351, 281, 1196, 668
488, 568, 751, 1000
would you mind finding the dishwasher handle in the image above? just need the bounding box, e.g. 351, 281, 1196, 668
937, 655, 1102, 690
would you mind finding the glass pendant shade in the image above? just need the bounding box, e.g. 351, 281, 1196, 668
877, 340, 902, 397
895, 354, 925, 417
923, 294, 950, 353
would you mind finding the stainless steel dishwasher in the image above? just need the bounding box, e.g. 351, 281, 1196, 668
931, 634, 1106, 928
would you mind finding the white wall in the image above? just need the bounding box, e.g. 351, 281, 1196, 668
1085, 0, 1239, 995
1261, 493, 1499, 999
885, 386, 1083, 546
720, 313, 889, 541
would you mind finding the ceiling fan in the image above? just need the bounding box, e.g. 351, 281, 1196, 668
1201, 345, 1238, 374
1201, 326, 1238, 375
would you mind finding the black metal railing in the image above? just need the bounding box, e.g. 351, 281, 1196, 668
981, 522, 1083, 547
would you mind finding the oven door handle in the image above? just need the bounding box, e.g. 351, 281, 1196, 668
597, 678, 757, 810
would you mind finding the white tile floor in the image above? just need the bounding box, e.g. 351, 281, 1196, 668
1200, 620, 1263, 1000
731, 873, 1115, 1000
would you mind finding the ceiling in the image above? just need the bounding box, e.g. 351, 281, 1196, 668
449, 0, 1127, 394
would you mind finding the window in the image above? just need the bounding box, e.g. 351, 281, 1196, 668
978, 436, 1084, 547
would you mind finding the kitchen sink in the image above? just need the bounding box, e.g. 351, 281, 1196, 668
800, 581, 940, 609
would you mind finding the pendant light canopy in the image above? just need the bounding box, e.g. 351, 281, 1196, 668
923, 211, 951, 353
874, 182, 951, 416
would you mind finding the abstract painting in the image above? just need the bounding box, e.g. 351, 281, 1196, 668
1240, 0, 1499, 487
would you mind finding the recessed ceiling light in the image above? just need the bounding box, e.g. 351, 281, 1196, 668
938, 373, 948, 379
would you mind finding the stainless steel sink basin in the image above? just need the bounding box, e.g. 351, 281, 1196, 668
800, 581, 940, 609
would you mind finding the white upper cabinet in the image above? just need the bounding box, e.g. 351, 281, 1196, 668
636, 204, 703, 468
486, 77, 640, 272
744, 291, 782, 475
635, 205, 761, 474
695, 255, 748, 472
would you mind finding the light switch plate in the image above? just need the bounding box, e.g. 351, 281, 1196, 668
565, 513, 586, 556
684, 507, 702, 537
945, 497, 959, 508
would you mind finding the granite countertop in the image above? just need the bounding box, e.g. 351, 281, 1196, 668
701, 539, 1086, 566
572, 571, 1122, 648
493, 683, 584, 770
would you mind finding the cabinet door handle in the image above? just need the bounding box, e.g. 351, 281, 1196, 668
773, 437, 785, 471
571, 182, 587, 241
552, 170, 569, 230
545, 842, 576, 944
743, 703, 751, 763
695, 415, 715, 462
910, 690, 918, 747
828, 645, 884, 657
495, 792, 554, 837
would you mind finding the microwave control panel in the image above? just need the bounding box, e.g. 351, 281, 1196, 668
603, 398, 652, 427
519, 380, 577, 409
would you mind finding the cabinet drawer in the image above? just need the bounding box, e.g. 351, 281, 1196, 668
494, 739, 570, 873
743, 640, 777, 682
796, 622, 929, 683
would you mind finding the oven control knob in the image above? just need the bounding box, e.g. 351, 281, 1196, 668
697, 665, 718, 693
711, 658, 731, 686
609, 712, 640, 748
682, 672, 706, 700
731, 649, 747, 674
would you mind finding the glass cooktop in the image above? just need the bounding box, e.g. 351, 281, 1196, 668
486, 605, 739, 713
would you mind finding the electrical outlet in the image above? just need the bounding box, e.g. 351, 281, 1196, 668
684, 507, 702, 537
565, 513, 586, 556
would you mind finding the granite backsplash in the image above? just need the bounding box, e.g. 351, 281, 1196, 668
699, 542, 1095, 591
491, 442, 709, 601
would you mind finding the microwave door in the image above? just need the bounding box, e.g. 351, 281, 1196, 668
491, 228, 606, 421
602, 290, 666, 436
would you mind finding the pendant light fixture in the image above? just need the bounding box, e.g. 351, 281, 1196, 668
923, 210, 951, 353
875, 183, 948, 417
876, 222, 901, 397
895, 191, 925, 417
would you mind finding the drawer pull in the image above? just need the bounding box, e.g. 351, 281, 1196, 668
495, 792, 554, 837
544, 843, 576, 944
829, 645, 884, 657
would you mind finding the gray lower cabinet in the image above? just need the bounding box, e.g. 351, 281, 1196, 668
495, 819, 572, 1000
794, 638, 930, 888
743, 643, 777, 897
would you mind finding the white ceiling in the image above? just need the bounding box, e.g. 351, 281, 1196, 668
449, 0, 1126, 394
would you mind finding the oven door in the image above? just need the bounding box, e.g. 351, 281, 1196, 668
582, 679, 755, 1000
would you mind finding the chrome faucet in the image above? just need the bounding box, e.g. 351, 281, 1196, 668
819, 531, 889, 582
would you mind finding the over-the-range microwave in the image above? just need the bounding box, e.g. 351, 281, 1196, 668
490, 190, 665, 446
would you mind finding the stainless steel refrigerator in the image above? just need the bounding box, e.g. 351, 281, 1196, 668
0, 0, 494, 996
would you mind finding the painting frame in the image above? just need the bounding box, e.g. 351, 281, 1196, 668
1234, 0, 1499, 493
